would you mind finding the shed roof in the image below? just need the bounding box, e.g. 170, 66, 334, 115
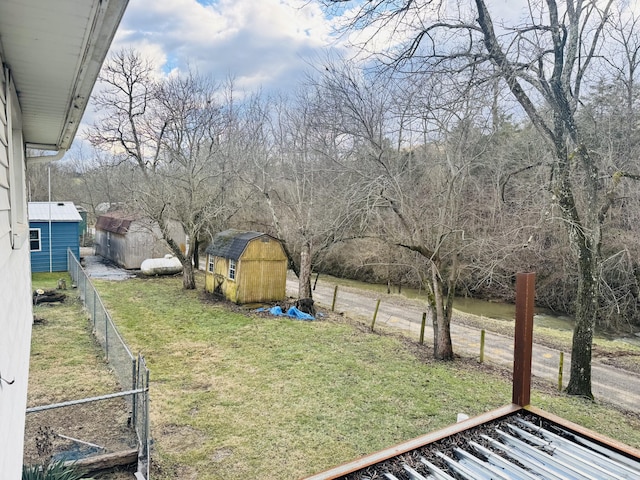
95, 211, 138, 235
205, 229, 275, 261
0, 0, 129, 151
28, 202, 82, 222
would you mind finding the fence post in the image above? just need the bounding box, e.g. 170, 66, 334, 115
105, 314, 109, 362
370, 299, 381, 331
93, 289, 97, 330
558, 351, 564, 391
144, 365, 150, 460
331, 285, 338, 311
479, 329, 486, 363
131, 357, 138, 429
419, 312, 426, 345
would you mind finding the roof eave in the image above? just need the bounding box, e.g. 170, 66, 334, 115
55, 0, 129, 150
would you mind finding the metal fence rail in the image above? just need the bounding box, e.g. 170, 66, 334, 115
68, 249, 150, 478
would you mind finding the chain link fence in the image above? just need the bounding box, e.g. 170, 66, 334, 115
67, 249, 150, 477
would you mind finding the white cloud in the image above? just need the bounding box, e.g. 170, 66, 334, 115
109, 0, 339, 93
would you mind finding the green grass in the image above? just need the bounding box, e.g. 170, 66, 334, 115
90, 274, 640, 480
30, 273, 119, 404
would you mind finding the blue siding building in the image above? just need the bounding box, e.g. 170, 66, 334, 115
28, 202, 81, 272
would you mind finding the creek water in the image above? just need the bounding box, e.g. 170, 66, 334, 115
452, 295, 575, 331
451, 294, 640, 347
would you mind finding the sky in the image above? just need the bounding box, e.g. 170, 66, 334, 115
109, 0, 342, 94
69, 0, 349, 158
70, 0, 640, 159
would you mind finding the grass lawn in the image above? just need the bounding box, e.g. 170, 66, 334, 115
27, 273, 135, 475
91, 274, 640, 480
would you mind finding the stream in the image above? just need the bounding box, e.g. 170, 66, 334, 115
453, 294, 640, 346
452, 295, 575, 331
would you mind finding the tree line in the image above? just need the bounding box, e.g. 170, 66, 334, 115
27, 1, 640, 399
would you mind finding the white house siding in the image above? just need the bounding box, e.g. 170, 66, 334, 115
0, 57, 34, 478
0, 60, 11, 266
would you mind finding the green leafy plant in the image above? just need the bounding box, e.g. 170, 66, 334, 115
21, 460, 89, 480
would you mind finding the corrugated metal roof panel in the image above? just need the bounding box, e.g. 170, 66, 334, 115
306, 409, 640, 480
28, 202, 81, 222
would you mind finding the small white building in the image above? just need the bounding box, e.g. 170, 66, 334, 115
0, 1, 128, 476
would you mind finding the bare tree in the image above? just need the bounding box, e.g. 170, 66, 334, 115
322, 0, 640, 397
89, 49, 235, 289
238, 90, 368, 303
139, 72, 232, 288
306, 59, 500, 360
88, 48, 166, 174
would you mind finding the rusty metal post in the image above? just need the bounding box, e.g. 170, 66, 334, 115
512, 272, 535, 407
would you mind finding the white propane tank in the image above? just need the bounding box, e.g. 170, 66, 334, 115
141, 254, 183, 276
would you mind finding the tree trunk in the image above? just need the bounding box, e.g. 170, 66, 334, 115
565, 240, 598, 398
298, 241, 312, 300
192, 237, 200, 271
430, 264, 454, 361
182, 260, 196, 290
157, 218, 197, 290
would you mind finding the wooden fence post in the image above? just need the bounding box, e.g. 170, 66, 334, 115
370, 299, 381, 331
331, 285, 338, 311
558, 351, 564, 391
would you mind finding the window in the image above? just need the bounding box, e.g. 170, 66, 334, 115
29, 228, 41, 252
208, 255, 214, 273
229, 259, 236, 280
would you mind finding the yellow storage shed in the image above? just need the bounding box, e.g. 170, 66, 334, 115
205, 229, 288, 304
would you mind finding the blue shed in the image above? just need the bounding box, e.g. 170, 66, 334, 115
28, 202, 82, 272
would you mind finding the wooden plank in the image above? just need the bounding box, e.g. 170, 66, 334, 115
513, 272, 535, 407
63, 448, 138, 473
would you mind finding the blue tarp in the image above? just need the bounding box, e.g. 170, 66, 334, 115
286, 306, 315, 320
255, 305, 315, 321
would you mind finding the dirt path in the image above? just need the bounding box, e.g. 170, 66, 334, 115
288, 275, 640, 414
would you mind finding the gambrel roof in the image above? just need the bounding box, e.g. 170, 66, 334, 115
205, 229, 275, 261
95, 211, 138, 235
